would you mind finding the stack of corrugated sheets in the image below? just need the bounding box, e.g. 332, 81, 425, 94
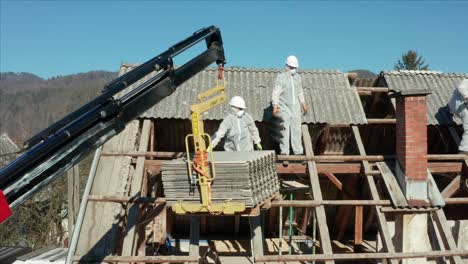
161, 151, 280, 208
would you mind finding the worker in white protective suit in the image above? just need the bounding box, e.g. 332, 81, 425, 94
210, 96, 263, 151
272, 55, 308, 155
448, 79, 468, 154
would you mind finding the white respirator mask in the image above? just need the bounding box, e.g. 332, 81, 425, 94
290, 69, 297, 75
231, 106, 245, 117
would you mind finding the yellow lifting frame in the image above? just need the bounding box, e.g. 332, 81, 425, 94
173, 79, 246, 215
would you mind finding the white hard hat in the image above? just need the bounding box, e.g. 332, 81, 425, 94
285, 55, 299, 68
229, 96, 246, 109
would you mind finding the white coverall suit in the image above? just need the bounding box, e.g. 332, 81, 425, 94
272, 71, 306, 155
211, 112, 261, 151
448, 79, 468, 152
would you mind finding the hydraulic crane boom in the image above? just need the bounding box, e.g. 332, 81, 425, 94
0, 26, 226, 223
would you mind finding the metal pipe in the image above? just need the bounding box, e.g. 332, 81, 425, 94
66, 146, 102, 264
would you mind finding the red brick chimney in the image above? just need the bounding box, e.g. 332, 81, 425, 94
393, 89, 431, 206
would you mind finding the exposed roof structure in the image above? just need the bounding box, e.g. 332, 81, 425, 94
119, 64, 367, 125
0, 134, 19, 168
381, 70, 468, 125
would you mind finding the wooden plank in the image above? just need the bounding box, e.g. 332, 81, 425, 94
88, 195, 165, 204
76, 120, 140, 257
255, 250, 468, 262
249, 215, 264, 260
431, 210, 464, 264
366, 176, 399, 264
301, 124, 334, 263
122, 120, 152, 257
377, 162, 408, 207
67, 165, 80, 232
429, 162, 463, 173
278, 154, 467, 161
276, 162, 462, 175
189, 216, 200, 258
427, 170, 446, 207
73, 256, 199, 263
323, 172, 343, 191
351, 125, 398, 264
354, 206, 363, 246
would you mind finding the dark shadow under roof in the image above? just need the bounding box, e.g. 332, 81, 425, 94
119, 65, 367, 125
382, 70, 468, 126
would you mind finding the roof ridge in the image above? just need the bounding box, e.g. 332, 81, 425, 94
383, 70, 468, 77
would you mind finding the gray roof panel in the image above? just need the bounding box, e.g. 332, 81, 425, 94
118, 65, 367, 125
383, 70, 468, 125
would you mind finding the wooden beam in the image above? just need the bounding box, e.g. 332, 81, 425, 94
367, 118, 397, 124
249, 215, 264, 261
101, 151, 181, 158
357, 87, 390, 93
189, 216, 200, 259
87, 195, 165, 204
275, 162, 462, 175
441, 175, 461, 198
377, 162, 408, 207
351, 125, 398, 264
431, 210, 464, 264
302, 124, 334, 264
323, 172, 343, 191
255, 250, 468, 262
67, 165, 80, 232
354, 206, 363, 246
73, 256, 199, 263
122, 119, 152, 257
278, 154, 467, 162
429, 162, 462, 173
271, 198, 468, 207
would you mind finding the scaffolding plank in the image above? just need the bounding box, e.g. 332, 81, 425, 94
376, 162, 408, 207
432, 210, 464, 264
301, 124, 334, 264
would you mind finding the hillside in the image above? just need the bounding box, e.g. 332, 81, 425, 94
0, 71, 118, 142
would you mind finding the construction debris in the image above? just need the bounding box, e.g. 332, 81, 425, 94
161, 151, 280, 208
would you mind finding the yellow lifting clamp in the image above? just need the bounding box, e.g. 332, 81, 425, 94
173, 65, 246, 215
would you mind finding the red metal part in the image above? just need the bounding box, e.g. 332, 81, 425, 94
0, 190, 12, 223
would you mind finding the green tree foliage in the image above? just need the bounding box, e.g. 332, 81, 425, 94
394, 50, 429, 70
0, 71, 115, 247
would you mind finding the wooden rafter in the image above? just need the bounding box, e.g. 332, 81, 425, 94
301, 124, 335, 264
351, 125, 398, 264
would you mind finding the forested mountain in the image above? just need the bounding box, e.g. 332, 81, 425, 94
0, 71, 118, 143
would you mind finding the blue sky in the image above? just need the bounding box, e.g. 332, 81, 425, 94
1, 1, 467, 79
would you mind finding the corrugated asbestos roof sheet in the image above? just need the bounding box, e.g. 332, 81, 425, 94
382, 70, 468, 125
13, 247, 67, 264
119, 64, 367, 125
0, 247, 31, 264
0, 134, 19, 168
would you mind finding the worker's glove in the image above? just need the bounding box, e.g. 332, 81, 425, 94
272, 105, 279, 117
255, 143, 263, 150
206, 145, 213, 152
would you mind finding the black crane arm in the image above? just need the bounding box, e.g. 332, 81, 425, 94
0, 26, 226, 223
